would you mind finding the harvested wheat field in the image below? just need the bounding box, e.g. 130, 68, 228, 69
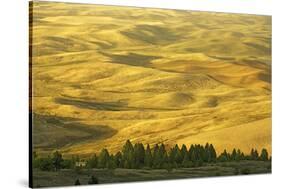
30, 1, 271, 157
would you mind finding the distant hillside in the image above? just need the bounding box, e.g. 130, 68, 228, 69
30, 1, 271, 157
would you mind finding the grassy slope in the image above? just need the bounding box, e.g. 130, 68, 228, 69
31, 2, 271, 157
33, 161, 271, 187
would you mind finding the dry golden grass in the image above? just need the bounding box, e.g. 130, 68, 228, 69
30, 2, 271, 157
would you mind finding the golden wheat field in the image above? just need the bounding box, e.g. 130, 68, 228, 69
30, 1, 271, 157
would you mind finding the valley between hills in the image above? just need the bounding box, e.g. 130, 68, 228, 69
30, 2, 271, 157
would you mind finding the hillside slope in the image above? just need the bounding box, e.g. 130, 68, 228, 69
30, 2, 271, 157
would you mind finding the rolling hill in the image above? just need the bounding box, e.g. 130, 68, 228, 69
30, 1, 271, 157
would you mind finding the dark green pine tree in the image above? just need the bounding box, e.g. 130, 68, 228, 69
134, 143, 145, 168
218, 149, 229, 162
231, 149, 237, 161
114, 151, 123, 168
181, 144, 189, 161
204, 143, 210, 162
152, 144, 160, 168
209, 144, 217, 162
98, 148, 110, 168
122, 140, 135, 168
52, 151, 63, 171
182, 155, 192, 167
240, 152, 245, 160
250, 148, 259, 160
193, 144, 204, 166
174, 144, 183, 164
260, 148, 269, 161
235, 149, 242, 161
107, 154, 117, 169
162, 152, 169, 169
144, 144, 153, 168
169, 146, 176, 165
189, 144, 197, 162
197, 145, 205, 163
182, 149, 193, 168
158, 143, 168, 168
86, 154, 98, 168
123, 160, 130, 169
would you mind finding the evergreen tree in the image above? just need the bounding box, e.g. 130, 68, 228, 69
144, 144, 153, 168
181, 152, 190, 164
122, 140, 134, 156
98, 148, 110, 168
36, 140, 272, 171
204, 143, 210, 162
260, 148, 269, 161
209, 144, 217, 162
189, 145, 197, 163
250, 148, 259, 160
122, 140, 135, 168
169, 146, 176, 165
106, 154, 117, 169
162, 152, 169, 168
52, 151, 63, 171
158, 143, 168, 168
231, 149, 237, 161
114, 151, 123, 168
198, 145, 206, 162
218, 149, 229, 162
134, 143, 145, 168
235, 149, 242, 161
181, 144, 189, 161
152, 144, 160, 168
240, 152, 245, 160
194, 144, 200, 161
174, 144, 183, 164
123, 160, 130, 169
198, 158, 204, 167
218, 155, 227, 162
182, 152, 193, 168
86, 154, 98, 168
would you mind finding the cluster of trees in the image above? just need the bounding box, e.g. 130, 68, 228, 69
217, 148, 269, 162
86, 140, 270, 169
33, 151, 79, 171
33, 140, 270, 171
86, 140, 218, 169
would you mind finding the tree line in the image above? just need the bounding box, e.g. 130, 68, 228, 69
33, 140, 270, 171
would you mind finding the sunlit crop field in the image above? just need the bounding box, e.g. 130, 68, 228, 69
30, 2, 271, 157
